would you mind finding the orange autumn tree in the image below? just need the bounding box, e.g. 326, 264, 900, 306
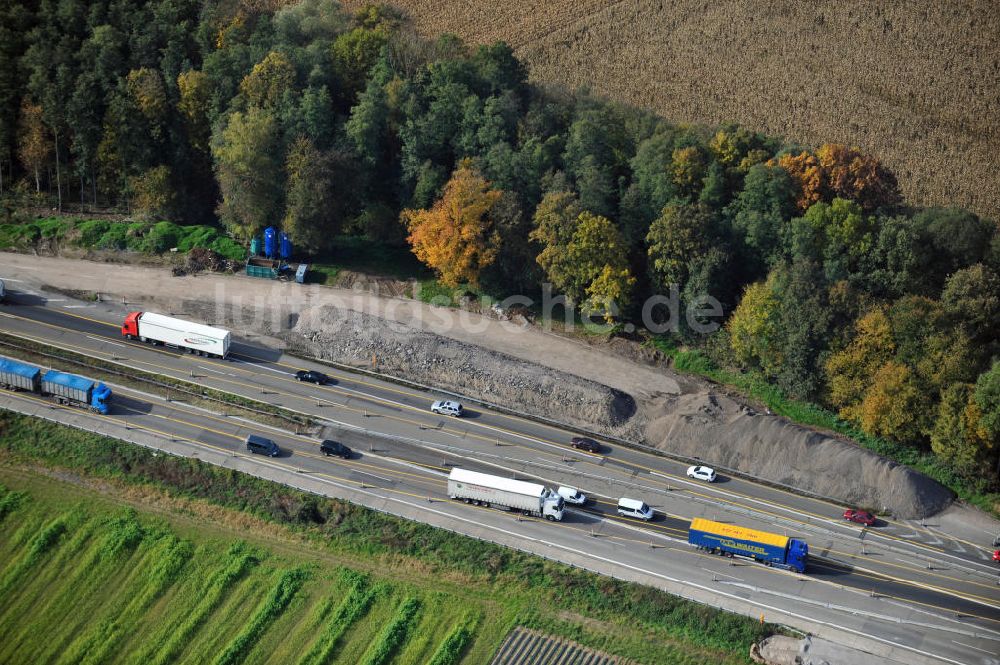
403, 159, 502, 287
774, 144, 900, 213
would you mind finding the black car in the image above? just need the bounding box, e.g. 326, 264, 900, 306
570, 436, 602, 453
320, 439, 352, 459
295, 370, 329, 384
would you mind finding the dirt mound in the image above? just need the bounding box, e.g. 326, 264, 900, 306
642, 391, 952, 518
286, 305, 644, 438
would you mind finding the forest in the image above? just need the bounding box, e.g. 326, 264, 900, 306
0, 0, 997, 492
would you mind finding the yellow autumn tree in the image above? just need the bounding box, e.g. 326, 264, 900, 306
16, 98, 49, 192
670, 146, 707, 199
727, 273, 781, 375
931, 383, 993, 473
403, 159, 502, 287
177, 70, 212, 153
850, 362, 930, 443
126, 68, 168, 137
824, 308, 895, 409
240, 51, 296, 108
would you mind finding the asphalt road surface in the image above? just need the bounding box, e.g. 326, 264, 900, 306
1, 279, 998, 665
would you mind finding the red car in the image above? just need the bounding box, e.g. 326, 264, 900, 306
843, 508, 876, 526
993, 549, 1000, 563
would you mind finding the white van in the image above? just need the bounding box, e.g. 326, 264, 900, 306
617, 497, 654, 521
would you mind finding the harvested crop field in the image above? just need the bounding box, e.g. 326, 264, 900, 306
347, 0, 1000, 220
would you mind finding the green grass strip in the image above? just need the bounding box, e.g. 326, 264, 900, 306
0, 484, 27, 523
359, 597, 422, 665
65, 535, 192, 665
428, 614, 478, 665
142, 541, 260, 665
213, 567, 309, 665
298, 571, 377, 665
0, 515, 67, 596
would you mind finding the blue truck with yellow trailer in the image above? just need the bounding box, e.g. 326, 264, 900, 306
688, 518, 808, 573
0, 356, 112, 415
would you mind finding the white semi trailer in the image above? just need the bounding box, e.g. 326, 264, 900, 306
447, 468, 564, 521
121, 311, 231, 358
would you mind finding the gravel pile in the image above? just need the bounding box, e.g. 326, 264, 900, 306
285, 306, 642, 439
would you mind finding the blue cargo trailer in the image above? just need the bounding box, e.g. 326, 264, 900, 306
688, 518, 808, 573
0, 356, 42, 392
40, 370, 112, 415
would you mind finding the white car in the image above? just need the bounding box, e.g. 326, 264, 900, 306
686, 465, 717, 482
556, 486, 587, 505
431, 400, 463, 417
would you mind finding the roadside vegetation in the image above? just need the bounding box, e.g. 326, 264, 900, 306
0, 0, 995, 504
0, 410, 772, 663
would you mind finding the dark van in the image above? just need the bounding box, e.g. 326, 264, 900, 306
320, 439, 352, 459
246, 434, 280, 457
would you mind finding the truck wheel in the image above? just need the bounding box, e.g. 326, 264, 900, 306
546, 515, 555, 521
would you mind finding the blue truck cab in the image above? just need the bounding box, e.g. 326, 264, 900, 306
40, 370, 112, 415
688, 518, 808, 573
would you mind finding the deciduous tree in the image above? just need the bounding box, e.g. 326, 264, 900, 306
403, 158, 502, 287
974, 361, 1000, 440
530, 190, 583, 294
850, 361, 929, 443
567, 211, 635, 319
774, 151, 823, 212
283, 137, 339, 255
16, 98, 48, 192
825, 309, 894, 410
671, 145, 707, 200
212, 108, 283, 241
130, 165, 175, 220
815, 143, 900, 212
240, 51, 296, 109
645, 202, 712, 294
177, 70, 212, 154
727, 275, 781, 374
931, 383, 992, 474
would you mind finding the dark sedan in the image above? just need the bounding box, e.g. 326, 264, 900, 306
295, 370, 329, 384
843, 508, 876, 526
320, 440, 352, 459
570, 436, 602, 453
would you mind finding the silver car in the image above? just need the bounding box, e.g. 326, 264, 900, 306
431, 400, 463, 417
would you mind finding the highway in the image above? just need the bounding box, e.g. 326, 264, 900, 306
1, 280, 999, 664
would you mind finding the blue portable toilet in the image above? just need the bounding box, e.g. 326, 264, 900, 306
249, 236, 261, 257
279, 232, 292, 260
263, 227, 277, 259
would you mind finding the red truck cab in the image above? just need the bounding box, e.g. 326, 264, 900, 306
122, 311, 142, 339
